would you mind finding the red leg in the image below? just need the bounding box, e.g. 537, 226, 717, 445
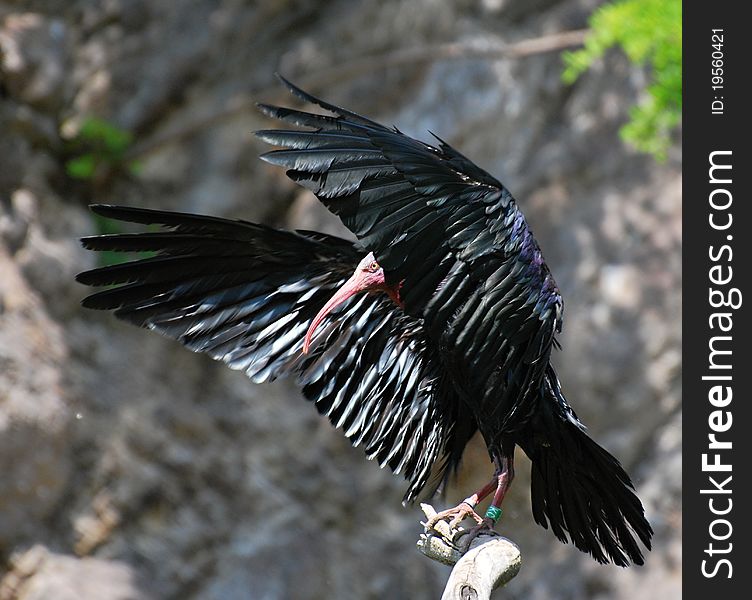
425, 453, 515, 532
462, 477, 498, 509
487, 453, 515, 519
458, 454, 515, 549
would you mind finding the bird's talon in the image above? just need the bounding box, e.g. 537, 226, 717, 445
424, 503, 484, 533
450, 510, 483, 529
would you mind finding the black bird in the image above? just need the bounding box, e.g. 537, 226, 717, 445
77, 76, 652, 566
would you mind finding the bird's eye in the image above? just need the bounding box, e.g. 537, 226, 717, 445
369, 261, 380, 272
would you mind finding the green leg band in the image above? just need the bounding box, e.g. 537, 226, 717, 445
484, 505, 503, 523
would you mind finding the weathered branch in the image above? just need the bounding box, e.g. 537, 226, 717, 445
123, 29, 588, 161
418, 504, 521, 600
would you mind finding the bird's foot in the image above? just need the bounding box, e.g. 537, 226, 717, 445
424, 501, 485, 532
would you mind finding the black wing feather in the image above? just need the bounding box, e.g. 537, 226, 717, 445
77, 205, 471, 502
259, 74, 561, 360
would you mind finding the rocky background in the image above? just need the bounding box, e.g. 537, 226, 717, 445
0, 1, 680, 599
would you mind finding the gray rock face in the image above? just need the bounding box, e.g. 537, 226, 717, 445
2, 545, 146, 600
1, 2, 680, 599
0, 245, 73, 548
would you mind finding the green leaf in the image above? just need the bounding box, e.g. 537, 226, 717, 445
562, 0, 682, 161
66, 117, 135, 181
78, 117, 133, 154
66, 154, 97, 179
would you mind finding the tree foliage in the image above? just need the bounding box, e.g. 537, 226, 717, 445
562, 0, 681, 161
65, 117, 137, 180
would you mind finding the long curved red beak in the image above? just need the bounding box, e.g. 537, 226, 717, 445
302, 271, 365, 354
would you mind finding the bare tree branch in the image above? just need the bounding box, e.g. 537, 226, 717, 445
418, 504, 521, 599
124, 29, 588, 161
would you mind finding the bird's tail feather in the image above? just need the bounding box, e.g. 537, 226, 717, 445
519, 368, 653, 566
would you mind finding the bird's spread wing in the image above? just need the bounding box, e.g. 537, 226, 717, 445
257, 77, 562, 432
77, 205, 474, 501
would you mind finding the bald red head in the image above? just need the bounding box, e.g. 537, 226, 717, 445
303, 253, 391, 354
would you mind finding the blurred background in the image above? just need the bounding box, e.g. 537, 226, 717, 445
0, 1, 680, 598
